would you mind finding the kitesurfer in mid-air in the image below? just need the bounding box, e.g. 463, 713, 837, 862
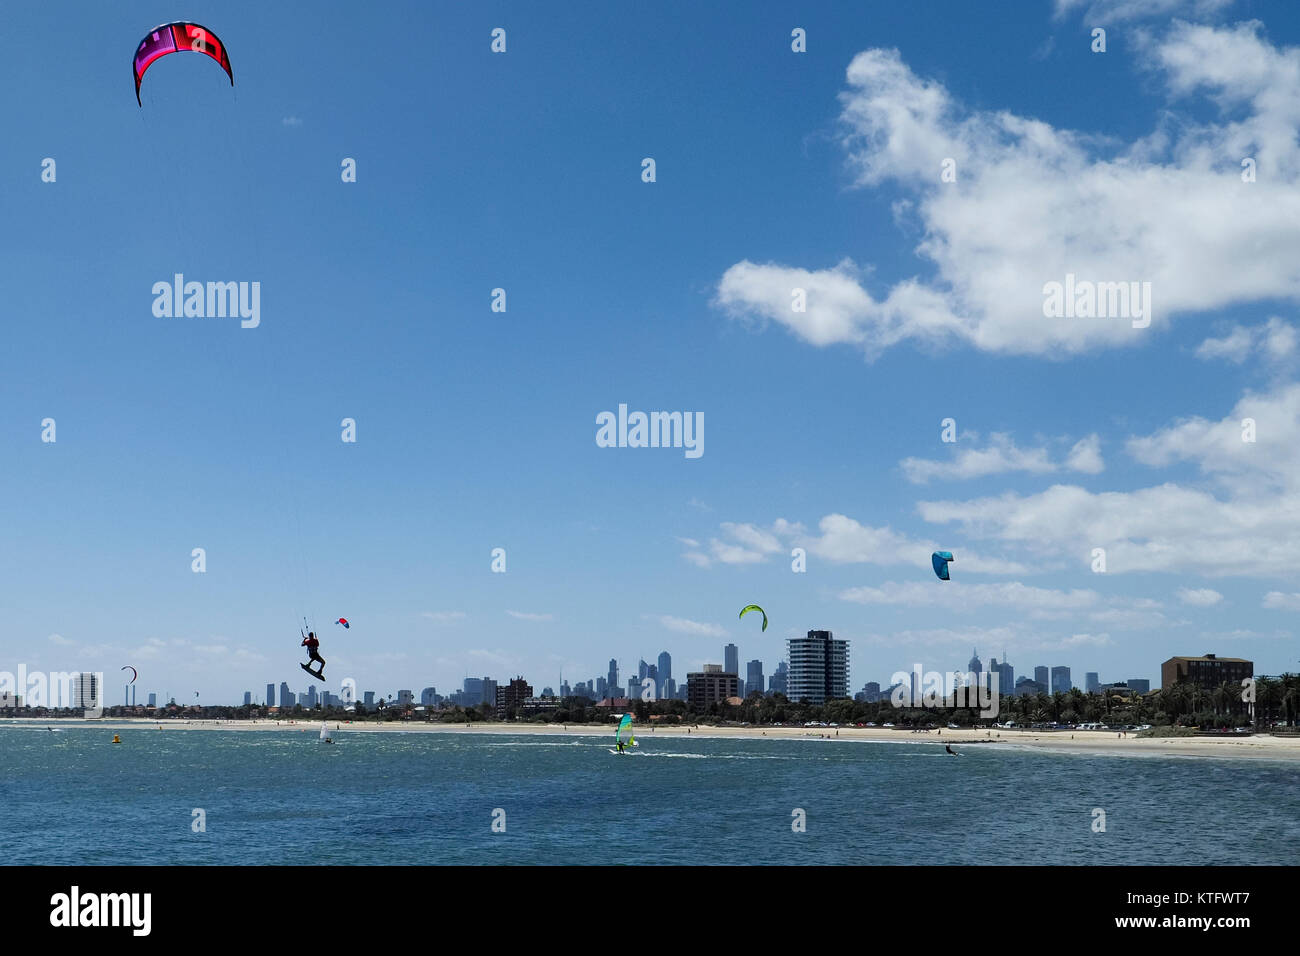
301, 631, 325, 678
945, 744, 958, 756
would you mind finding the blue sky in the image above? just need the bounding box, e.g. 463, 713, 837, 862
3, 0, 1299, 705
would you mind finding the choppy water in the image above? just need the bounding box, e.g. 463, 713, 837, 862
2, 724, 1296, 864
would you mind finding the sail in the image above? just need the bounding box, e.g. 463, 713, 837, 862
616, 713, 634, 747
319, 721, 328, 741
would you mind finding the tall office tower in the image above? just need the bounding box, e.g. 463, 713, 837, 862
746, 660, 764, 697
1050, 666, 1072, 694
607, 659, 619, 694
768, 660, 789, 695
724, 643, 739, 678
1085, 672, 1100, 693
266, 683, 276, 708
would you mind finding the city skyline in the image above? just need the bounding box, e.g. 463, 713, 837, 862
130, 640, 1199, 708
5, 3, 1300, 704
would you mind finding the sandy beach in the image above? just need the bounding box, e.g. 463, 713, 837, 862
12, 717, 1300, 761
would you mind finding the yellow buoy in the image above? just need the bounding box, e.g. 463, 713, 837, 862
111, 734, 121, 744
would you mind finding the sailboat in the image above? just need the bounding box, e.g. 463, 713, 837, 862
609, 713, 636, 754
319, 721, 333, 744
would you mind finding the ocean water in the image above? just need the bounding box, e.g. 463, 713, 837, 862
2, 724, 1297, 865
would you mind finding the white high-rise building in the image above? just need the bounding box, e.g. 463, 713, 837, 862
786, 631, 849, 705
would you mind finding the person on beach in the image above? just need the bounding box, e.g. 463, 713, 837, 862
301, 631, 325, 678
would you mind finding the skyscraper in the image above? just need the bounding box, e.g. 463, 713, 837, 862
657, 651, 671, 686
421, 687, 438, 705
989, 655, 1013, 697
1050, 666, 1072, 694
769, 660, 789, 695
968, 648, 982, 677
363, 691, 375, 710
724, 643, 739, 677
607, 659, 619, 695
1034, 666, 1049, 688
1085, 672, 1101, 694
74, 672, 99, 710
280, 682, 292, 709
464, 677, 484, 702
266, 683, 276, 708
243, 691, 252, 706
147, 693, 157, 707
786, 631, 849, 705
305, 685, 318, 708
746, 660, 764, 697
645, 664, 659, 698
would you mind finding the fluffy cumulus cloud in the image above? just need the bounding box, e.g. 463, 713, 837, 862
902, 433, 1103, 483
915, 382, 1300, 576
1262, 591, 1300, 610
683, 513, 1027, 574
715, 23, 1300, 359
1178, 587, 1224, 606
1196, 318, 1297, 363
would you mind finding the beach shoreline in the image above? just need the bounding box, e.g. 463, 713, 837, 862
6, 717, 1299, 760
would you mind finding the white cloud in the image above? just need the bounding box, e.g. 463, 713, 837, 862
1262, 591, 1300, 610
806, 513, 1029, 574
281, 116, 303, 127
902, 433, 1103, 483
47, 634, 73, 645
685, 512, 1028, 573
1126, 382, 1300, 493
650, 615, 729, 637
716, 26, 1300, 359
1178, 587, 1224, 606
1055, 0, 1233, 22
422, 611, 467, 623
505, 611, 553, 622
1065, 435, 1105, 474
1196, 318, 1297, 363
857, 626, 1020, 651
839, 580, 1099, 610
1195, 325, 1257, 362
1051, 632, 1115, 649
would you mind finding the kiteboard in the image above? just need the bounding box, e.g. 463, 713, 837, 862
608, 748, 635, 755
300, 663, 324, 678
